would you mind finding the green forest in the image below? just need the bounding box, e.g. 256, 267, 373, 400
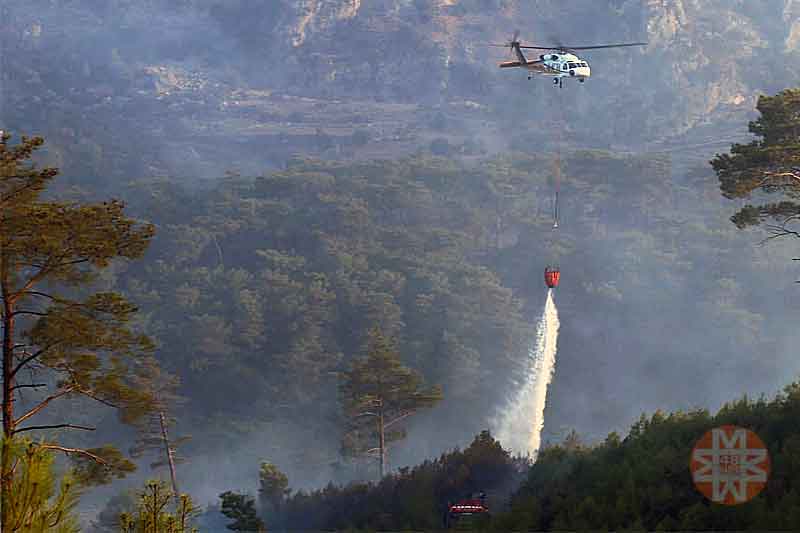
1, 87, 800, 531
248, 383, 800, 531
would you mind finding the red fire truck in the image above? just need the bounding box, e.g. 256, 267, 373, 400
446, 492, 490, 527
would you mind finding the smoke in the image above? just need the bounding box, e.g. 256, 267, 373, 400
494, 289, 560, 457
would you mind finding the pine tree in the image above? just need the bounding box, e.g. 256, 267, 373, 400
258, 462, 289, 519
0, 132, 158, 528
3, 437, 81, 533
118, 479, 199, 533
219, 491, 265, 532
711, 89, 800, 235
129, 359, 191, 503
339, 327, 443, 478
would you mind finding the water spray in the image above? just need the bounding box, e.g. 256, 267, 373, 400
494, 288, 560, 457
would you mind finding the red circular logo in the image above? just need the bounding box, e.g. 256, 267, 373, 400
690, 425, 770, 505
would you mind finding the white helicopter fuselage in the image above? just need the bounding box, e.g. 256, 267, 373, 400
496, 36, 645, 86
534, 52, 591, 79
500, 44, 592, 84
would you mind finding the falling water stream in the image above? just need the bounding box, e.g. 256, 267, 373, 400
494, 289, 560, 457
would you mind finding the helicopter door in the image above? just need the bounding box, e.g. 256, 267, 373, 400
561, 62, 568, 71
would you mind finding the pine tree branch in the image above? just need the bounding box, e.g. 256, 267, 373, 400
761, 214, 800, 244
14, 386, 76, 426
756, 170, 800, 188
14, 423, 96, 434
7, 254, 91, 304
0, 178, 47, 206
8, 309, 49, 318
12, 477, 40, 532
8, 260, 55, 304
10, 383, 47, 391
75, 385, 119, 409
761, 228, 800, 244
35, 444, 109, 466
14, 262, 49, 270
53, 258, 92, 268
11, 341, 63, 377
8, 457, 20, 479
17, 290, 57, 301
384, 410, 414, 429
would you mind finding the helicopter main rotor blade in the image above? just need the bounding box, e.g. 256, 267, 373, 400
518, 42, 647, 50
566, 42, 648, 50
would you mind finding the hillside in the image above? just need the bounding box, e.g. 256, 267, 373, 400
203, 381, 800, 531
2, 1, 799, 180
48, 148, 794, 508
495, 382, 800, 531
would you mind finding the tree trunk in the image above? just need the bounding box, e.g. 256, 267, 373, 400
150, 483, 158, 532
378, 408, 385, 479
1, 282, 14, 532
159, 411, 180, 504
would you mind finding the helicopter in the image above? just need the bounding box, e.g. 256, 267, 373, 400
488, 32, 647, 88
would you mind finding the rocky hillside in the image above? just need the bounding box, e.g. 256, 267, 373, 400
268, 0, 798, 134
1, 1, 798, 179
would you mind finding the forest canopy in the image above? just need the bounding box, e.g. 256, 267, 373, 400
101, 148, 797, 492
268, 382, 800, 531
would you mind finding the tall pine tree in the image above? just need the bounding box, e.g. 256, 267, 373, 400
0, 133, 158, 529
712, 88, 800, 235
340, 328, 442, 478
129, 359, 190, 504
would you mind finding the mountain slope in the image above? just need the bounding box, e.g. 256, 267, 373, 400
2, 1, 799, 179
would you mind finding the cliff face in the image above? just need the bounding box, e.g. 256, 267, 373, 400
265, 0, 797, 141
783, 0, 800, 50
634, 0, 786, 130
288, 0, 363, 46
